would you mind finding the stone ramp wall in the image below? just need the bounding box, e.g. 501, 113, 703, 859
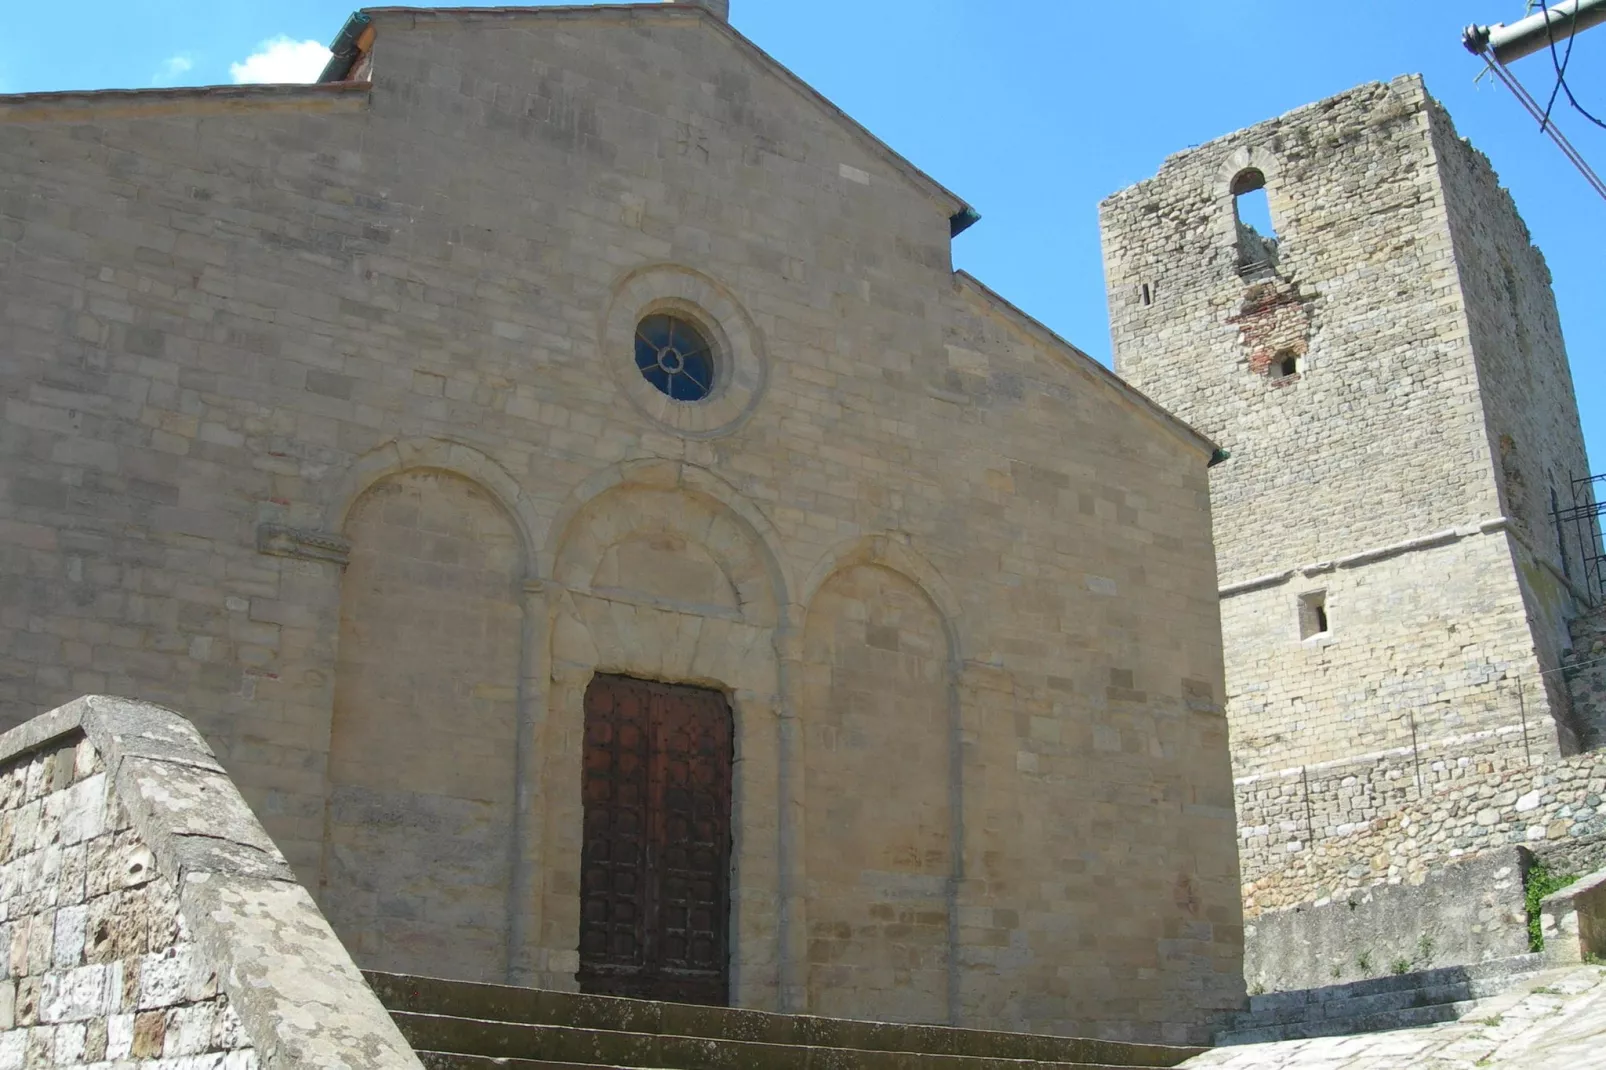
1243, 849, 1529, 993
0, 695, 422, 1069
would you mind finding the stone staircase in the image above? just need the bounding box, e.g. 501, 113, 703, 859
1213, 953, 1548, 1046
365, 971, 1205, 1069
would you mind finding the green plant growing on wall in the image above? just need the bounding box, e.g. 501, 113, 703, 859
1390, 957, 1413, 975
1356, 950, 1373, 975
1416, 933, 1436, 965
1525, 861, 1579, 952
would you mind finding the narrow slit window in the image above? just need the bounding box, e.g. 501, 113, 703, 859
1299, 591, 1330, 640
1141, 283, 1152, 306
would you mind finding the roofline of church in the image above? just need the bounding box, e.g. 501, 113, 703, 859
0, 81, 370, 123
953, 271, 1223, 464
318, 5, 981, 236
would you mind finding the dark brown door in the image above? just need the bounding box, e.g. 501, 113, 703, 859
578, 674, 733, 1005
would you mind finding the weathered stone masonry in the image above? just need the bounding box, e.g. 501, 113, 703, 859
0, 695, 422, 1070
1101, 73, 1598, 984
0, 733, 254, 1069
1102, 74, 1591, 780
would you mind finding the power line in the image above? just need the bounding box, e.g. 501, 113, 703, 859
1537, 0, 1606, 130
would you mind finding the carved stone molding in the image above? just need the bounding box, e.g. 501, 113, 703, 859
256, 523, 352, 566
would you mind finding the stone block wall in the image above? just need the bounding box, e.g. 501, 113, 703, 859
0, 695, 422, 1069
0, 734, 253, 1069
1217, 529, 1546, 772
1235, 727, 1606, 912
1100, 74, 1590, 778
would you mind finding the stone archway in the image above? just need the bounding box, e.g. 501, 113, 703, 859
539, 471, 786, 1006
322, 468, 525, 981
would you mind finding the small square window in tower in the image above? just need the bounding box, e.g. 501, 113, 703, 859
1273, 349, 1300, 380
1299, 591, 1330, 640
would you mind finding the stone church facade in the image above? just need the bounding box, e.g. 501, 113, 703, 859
0, 1, 1242, 1043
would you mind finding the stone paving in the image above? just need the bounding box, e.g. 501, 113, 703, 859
1183, 964, 1606, 1069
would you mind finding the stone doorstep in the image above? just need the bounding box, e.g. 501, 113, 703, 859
366, 972, 1200, 1067
1213, 1000, 1477, 1048
391, 1012, 1188, 1070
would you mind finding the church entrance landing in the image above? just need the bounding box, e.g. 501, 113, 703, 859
578, 674, 733, 1005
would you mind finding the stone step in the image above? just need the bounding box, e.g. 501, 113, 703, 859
1243, 953, 1544, 1015
367, 972, 1200, 1068
416, 1057, 652, 1070
1225, 974, 1534, 1029
414, 1056, 1148, 1070
1214, 999, 1477, 1047
393, 1011, 1180, 1070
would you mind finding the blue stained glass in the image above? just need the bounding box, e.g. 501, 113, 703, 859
634, 314, 714, 402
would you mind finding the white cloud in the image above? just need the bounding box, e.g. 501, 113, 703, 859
229, 36, 330, 84
152, 54, 193, 86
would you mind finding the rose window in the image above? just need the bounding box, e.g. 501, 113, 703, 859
635, 314, 715, 402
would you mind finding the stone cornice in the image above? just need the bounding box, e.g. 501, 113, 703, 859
257, 523, 352, 566
1219, 517, 1512, 598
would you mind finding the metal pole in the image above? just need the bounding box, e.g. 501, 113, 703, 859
1518, 676, 1533, 765
1300, 765, 1316, 853
1407, 706, 1423, 798
1464, 0, 1606, 64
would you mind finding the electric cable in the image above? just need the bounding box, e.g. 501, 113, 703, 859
1538, 0, 1606, 130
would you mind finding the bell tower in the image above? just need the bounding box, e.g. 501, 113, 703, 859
1100, 75, 1592, 773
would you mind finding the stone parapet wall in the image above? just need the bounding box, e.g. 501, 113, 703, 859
0, 695, 422, 1069
0, 733, 252, 1068
1237, 729, 1606, 916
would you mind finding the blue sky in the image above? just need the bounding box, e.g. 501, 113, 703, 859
3, 1, 1603, 473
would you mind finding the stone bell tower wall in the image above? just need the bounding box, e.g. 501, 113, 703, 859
1099, 75, 1584, 775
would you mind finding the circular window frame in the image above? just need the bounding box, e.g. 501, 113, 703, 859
602, 265, 767, 438
633, 302, 724, 403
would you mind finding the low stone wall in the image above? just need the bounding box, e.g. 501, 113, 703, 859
1243, 850, 1528, 992
0, 696, 422, 1069
1236, 728, 1606, 916
1540, 866, 1606, 965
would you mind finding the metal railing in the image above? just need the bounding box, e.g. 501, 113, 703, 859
1552, 474, 1606, 604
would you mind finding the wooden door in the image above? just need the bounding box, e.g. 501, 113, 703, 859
578, 674, 733, 1005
